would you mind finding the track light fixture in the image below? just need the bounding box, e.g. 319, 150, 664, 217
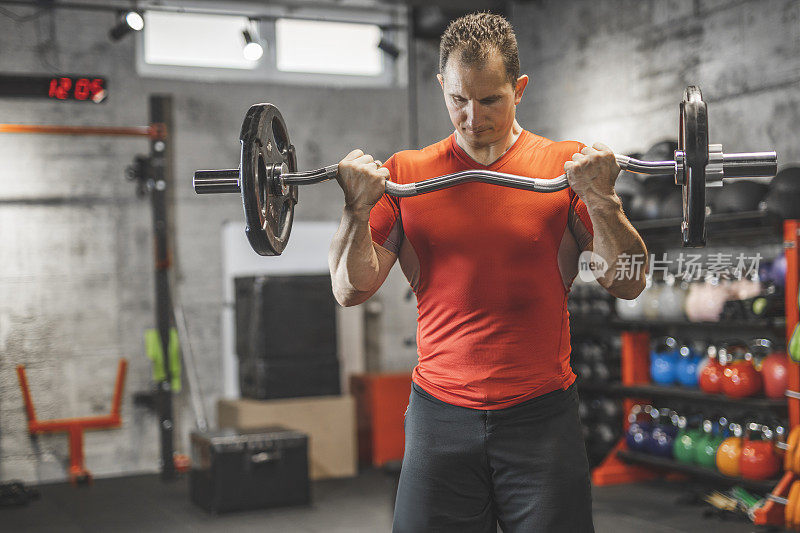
242, 20, 264, 61
377, 36, 401, 59
109, 10, 144, 42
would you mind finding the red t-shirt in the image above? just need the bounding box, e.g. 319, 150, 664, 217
369, 130, 594, 409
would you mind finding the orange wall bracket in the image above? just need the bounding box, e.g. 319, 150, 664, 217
16, 358, 128, 485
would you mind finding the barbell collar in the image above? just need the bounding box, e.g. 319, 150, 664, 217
194, 169, 240, 194
705, 144, 724, 186
721, 151, 777, 178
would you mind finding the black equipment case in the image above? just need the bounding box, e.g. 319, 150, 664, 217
189, 426, 310, 513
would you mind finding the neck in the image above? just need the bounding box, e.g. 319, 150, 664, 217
454, 120, 523, 166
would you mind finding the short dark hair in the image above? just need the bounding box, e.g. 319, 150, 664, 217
439, 12, 520, 87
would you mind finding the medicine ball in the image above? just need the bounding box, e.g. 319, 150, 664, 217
765, 166, 800, 219
709, 180, 768, 214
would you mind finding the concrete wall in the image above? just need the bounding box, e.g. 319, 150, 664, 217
0, 5, 418, 482
2, 0, 798, 483
511, 0, 800, 162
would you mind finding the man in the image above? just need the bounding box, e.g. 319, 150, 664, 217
329, 12, 647, 533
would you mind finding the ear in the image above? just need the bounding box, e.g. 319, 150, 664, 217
437, 73, 444, 90
514, 75, 529, 105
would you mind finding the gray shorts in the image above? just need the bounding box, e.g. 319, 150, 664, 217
392, 382, 594, 533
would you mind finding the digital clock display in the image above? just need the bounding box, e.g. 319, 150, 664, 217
0, 74, 107, 103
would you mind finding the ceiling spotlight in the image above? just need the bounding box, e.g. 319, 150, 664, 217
109, 11, 144, 41
242, 26, 264, 62
377, 36, 401, 59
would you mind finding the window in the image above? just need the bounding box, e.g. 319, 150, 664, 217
143, 12, 256, 70
135, 5, 406, 87
275, 19, 382, 76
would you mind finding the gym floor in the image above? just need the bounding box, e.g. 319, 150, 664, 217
4, 471, 766, 533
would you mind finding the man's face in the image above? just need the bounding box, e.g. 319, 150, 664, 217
438, 49, 527, 148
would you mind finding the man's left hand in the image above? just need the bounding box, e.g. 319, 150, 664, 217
564, 142, 621, 207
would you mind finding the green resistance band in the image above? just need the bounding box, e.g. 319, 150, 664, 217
145, 328, 182, 392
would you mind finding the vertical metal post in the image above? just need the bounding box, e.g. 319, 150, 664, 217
407, 8, 418, 149
149, 95, 176, 481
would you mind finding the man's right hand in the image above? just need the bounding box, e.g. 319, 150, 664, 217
336, 149, 390, 215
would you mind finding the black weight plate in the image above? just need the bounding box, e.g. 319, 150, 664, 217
680, 86, 708, 247
240, 104, 299, 256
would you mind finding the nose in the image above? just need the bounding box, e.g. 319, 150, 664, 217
464, 100, 482, 128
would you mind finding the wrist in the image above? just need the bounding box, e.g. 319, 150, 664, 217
344, 204, 372, 222
585, 193, 623, 216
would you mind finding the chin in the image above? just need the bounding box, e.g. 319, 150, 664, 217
462, 129, 489, 142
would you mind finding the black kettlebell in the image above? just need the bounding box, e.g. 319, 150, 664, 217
660, 187, 684, 219
642, 140, 678, 164
616, 170, 645, 220
765, 166, 800, 219
708, 180, 769, 214
636, 179, 675, 220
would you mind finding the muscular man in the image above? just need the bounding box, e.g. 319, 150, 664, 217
329, 13, 647, 533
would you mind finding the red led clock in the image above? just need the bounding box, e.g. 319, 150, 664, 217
0, 74, 108, 103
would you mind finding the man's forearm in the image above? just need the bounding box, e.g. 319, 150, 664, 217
329, 208, 380, 305
586, 194, 648, 299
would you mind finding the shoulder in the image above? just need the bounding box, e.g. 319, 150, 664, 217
536, 136, 585, 159
391, 136, 452, 166
384, 136, 453, 182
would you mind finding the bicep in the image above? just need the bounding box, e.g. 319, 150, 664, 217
569, 199, 594, 252
343, 243, 397, 306
373, 242, 398, 287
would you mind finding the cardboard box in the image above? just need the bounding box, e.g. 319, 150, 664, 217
217, 395, 356, 480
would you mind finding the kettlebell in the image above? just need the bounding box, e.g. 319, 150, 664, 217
716, 423, 743, 477
684, 278, 731, 322
615, 168, 645, 220
721, 345, 763, 398
648, 408, 677, 458
675, 344, 701, 387
591, 397, 621, 424
729, 276, 762, 301
616, 277, 651, 320
764, 165, 800, 220
637, 180, 674, 220
642, 281, 663, 320
673, 414, 702, 464
650, 337, 679, 385
771, 255, 787, 289
695, 417, 727, 468
772, 423, 787, 462
740, 423, 780, 481
699, 344, 724, 393
658, 274, 687, 320
762, 351, 789, 399
709, 180, 769, 214
626, 404, 653, 452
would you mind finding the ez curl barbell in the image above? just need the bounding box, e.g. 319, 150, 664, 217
193, 86, 777, 255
